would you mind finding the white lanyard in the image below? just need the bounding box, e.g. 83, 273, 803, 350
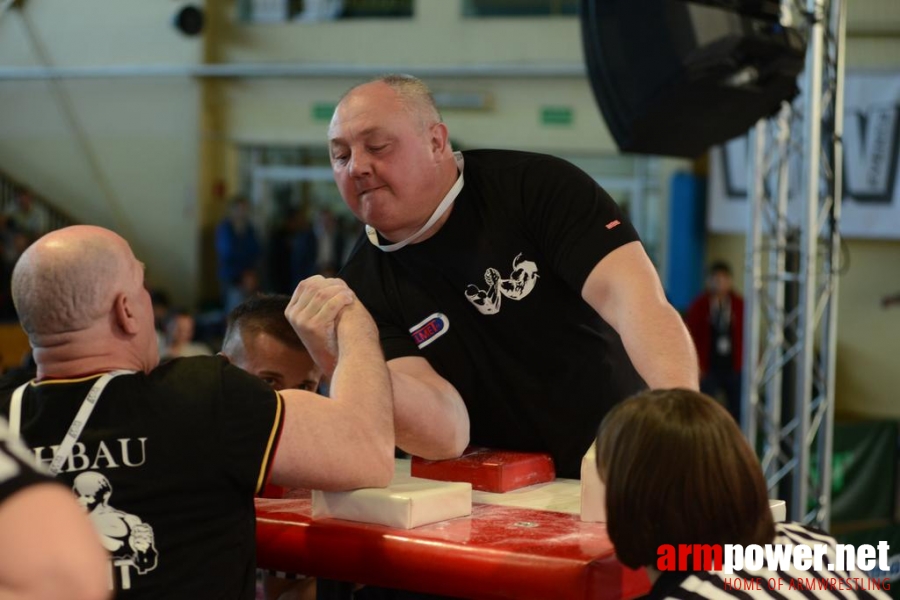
711, 296, 732, 329
366, 152, 465, 253
9, 370, 134, 475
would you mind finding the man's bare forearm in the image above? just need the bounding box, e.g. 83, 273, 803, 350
389, 359, 469, 460
620, 302, 699, 390
581, 243, 700, 392
278, 280, 395, 490
329, 305, 396, 482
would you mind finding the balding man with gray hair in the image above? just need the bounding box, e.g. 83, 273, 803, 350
1, 225, 394, 600
297, 73, 700, 480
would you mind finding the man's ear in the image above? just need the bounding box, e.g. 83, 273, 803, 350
113, 293, 139, 335
430, 122, 450, 156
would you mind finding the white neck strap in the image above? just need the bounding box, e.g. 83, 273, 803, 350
9, 370, 134, 475
366, 152, 465, 252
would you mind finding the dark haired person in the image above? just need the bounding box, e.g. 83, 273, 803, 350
685, 261, 744, 422
595, 389, 890, 599
222, 294, 322, 393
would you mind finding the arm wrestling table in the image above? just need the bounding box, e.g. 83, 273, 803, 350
254, 460, 651, 600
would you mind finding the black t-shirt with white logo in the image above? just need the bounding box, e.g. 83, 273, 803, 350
341, 149, 646, 478
0, 356, 284, 600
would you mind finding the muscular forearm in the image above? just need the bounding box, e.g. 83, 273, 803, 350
329, 307, 396, 484
278, 280, 396, 490
582, 243, 700, 391
620, 302, 699, 390
390, 362, 469, 460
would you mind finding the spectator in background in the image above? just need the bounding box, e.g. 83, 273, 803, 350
162, 309, 213, 360
234, 268, 262, 310
269, 208, 298, 295
215, 196, 262, 313
685, 261, 744, 423
291, 210, 319, 285
0, 190, 46, 321
0, 416, 110, 600
149, 289, 172, 355
5, 188, 46, 242
314, 208, 339, 276
0, 228, 33, 322
337, 214, 363, 269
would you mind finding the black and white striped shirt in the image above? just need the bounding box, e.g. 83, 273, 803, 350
648, 522, 892, 599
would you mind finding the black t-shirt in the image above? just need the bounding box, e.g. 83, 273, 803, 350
0, 356, 284, 600
341, 149, 646, 478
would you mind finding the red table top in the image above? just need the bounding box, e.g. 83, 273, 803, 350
255, 493, 650, 600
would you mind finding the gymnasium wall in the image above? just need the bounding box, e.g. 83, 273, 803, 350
0, 0, 896, 418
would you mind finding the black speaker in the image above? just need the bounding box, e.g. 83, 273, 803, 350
173, 4, 204, 36
580, 0, 806, 158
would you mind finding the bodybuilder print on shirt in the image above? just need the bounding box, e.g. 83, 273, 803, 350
465, 253, 540, 315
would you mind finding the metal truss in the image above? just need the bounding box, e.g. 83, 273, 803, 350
742, 0, 846, 529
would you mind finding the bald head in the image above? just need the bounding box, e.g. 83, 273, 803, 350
12, 226, 137, 336
340, 74, 443, 133
328, 74, 458, 242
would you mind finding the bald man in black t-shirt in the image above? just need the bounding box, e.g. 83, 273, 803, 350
1, 225, 394, 599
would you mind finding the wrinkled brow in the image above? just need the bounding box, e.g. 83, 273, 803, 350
329, 126, 390, 144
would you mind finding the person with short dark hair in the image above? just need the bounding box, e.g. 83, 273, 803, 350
222, 294, 322, 393
685, 260, 744, 422
595, 389, 890, 599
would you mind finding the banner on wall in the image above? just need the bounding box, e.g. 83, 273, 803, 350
708, 71, 900, 239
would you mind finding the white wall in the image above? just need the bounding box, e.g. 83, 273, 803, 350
220, 0, 617, 152
0, 0, 202, 305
